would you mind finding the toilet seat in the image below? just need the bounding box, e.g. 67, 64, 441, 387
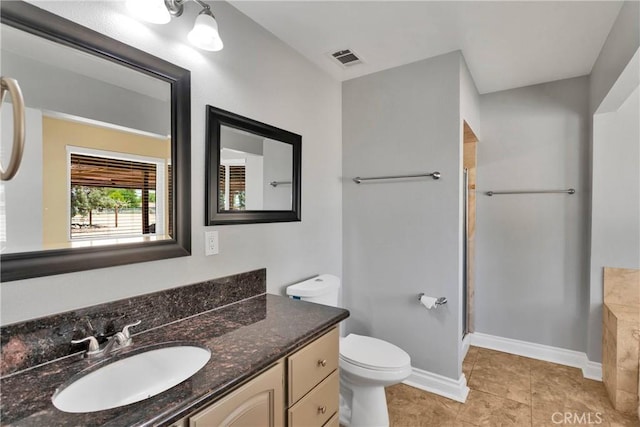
340, 334, 411, 371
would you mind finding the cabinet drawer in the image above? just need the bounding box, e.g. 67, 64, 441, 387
323, 412, 339, 427
288, 371, 339, 427
288, 327, 339, 404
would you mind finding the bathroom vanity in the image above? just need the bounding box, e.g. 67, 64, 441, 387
177, 327, 339, 427
0, 269, 348, 426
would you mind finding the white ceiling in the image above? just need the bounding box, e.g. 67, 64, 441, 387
229, 1, 623, 94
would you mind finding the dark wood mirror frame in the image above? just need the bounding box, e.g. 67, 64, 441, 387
206, 106, 301, 225
0, 1, 191, 282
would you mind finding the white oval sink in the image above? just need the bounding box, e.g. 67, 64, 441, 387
52, 345, 211, 413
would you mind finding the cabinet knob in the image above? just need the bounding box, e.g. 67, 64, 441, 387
317, 359, 327, 367
318, 406, 327, 414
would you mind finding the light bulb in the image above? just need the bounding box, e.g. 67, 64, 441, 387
187, 10, 223, 51
126, 0, 171, 24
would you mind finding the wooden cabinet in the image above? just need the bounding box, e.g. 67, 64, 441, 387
287, 327, 339, 427
178, 327, 339, 427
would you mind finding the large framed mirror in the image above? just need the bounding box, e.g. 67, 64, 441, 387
206, 106, 301, 225
0, 1, 191, 282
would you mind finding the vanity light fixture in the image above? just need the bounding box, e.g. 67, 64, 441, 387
126, 0, 223, 51
186, 8, 223, 51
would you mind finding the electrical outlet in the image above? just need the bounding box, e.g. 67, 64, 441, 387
205, 231, 219, 256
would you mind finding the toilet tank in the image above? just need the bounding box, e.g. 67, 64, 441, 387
286, 274, 340, 307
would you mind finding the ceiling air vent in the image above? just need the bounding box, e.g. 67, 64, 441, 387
331, 49, 362, 67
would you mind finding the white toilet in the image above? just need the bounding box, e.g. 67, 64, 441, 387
287, 275, 412, 427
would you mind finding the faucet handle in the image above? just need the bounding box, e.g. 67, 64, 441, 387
71, 336, 100, 353
121, 320, 141, 339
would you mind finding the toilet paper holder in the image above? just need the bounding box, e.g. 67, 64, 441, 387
417, 293, 447, 307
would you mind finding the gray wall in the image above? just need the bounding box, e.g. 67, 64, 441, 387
460, 56, 481, 135
475, 76, 590, 352
1, 108, 43, 253
1, 1, 342, 324
343, 52, 463, 379
262, 140, 293, 210
589, 1, 640, 114
591, 88, 640, 292
586, 0, 640, 363
221, 127, 264, 156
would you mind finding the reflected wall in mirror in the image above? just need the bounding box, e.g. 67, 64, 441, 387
206, 106, 301, 225
0, 1, 191, 281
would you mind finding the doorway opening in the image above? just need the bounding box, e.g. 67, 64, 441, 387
463, 121, 478, 338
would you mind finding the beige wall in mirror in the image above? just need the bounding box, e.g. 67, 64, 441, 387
0, 21, 172, 255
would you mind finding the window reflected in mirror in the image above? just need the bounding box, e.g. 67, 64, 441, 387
69, 150, 167, 241
219, 163, 246, 210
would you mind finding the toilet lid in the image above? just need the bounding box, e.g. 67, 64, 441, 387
340, 334, 411, 370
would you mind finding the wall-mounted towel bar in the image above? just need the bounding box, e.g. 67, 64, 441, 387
353, 171, 441, 184
270, 180, 292, 187
486, 188, 575, 196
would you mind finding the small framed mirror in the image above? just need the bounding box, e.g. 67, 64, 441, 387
206, 106, 301, 225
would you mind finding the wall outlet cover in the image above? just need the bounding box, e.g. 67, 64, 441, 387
205, 230, 219, 256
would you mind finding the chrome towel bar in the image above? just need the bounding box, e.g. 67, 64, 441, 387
270, 180, 292, 187
486, 188, 575, 196
353, 171, 441, 184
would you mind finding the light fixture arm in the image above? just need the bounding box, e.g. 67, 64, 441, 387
165, 0, 213, 18
192, 0, 212, 12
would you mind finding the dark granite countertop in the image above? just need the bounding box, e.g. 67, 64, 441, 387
1, 294, 349, 426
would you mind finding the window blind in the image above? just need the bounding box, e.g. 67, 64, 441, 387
219, 164, 246, 210
69, 153, 158, 238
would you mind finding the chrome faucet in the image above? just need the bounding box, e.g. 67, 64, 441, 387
72, 320, 141, 359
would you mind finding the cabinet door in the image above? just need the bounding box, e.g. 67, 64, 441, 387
190, 361, 284, 427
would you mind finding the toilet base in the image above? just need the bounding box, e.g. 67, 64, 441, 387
340, 378, 390, 427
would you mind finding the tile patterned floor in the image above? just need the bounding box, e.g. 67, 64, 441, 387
385, 346, 640, 427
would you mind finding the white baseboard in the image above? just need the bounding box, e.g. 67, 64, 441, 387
403, 368, 470, 403
462, 334, 471, 361
470, 332, 602, 381
582, 360, 603, 381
